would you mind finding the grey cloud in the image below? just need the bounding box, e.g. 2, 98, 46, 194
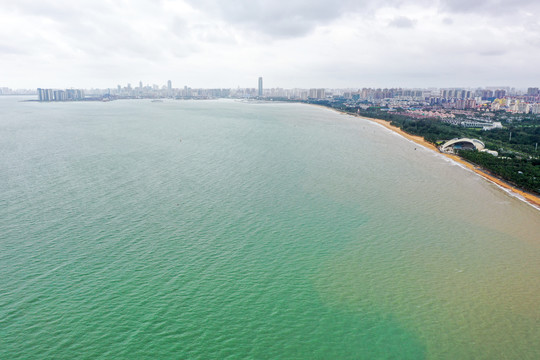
4, 0, 106, 23
388, 16, 416, 28
0, 43, 29, 55
190, 24, 238, 44
170, 17, 188, 35
54, 19, 164, 60
182, 0, 540, 38
524, 18, 540, 32
2, 0, 200, 61
478, 49, 506, 56
183, 0, 399, 38
439, 0, 540, 15
3, 0, 540, 89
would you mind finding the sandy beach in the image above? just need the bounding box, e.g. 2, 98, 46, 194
365, 116, 540, 209
315, 104, 540, 209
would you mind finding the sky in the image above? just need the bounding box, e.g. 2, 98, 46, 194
1, 0, 540, 90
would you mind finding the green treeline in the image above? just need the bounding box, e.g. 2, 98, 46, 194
458, 150, 540, 194
308, 101, 540, 195
355, 107, 540, 153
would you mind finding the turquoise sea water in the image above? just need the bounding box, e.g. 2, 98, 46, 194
1, 96, 539, 359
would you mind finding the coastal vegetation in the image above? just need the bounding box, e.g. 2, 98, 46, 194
307, 100, 540, 195
457, 150, 540, 194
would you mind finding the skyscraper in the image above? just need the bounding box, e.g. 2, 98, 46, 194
258, 77, 263, 97
167, 80, 172, 91
527, 87, 539, 96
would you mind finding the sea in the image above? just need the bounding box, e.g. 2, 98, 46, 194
1, 96, 539, 359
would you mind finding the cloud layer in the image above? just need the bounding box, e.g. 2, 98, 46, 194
1, 0, 539, 89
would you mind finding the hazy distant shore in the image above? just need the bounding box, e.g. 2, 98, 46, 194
311, 103, 540, 210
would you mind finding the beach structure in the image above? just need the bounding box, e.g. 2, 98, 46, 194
440, 138, 485, 152
440, 138, 498, 156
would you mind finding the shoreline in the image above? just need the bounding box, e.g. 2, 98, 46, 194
367, 116, 540, 209
314, 104, 540, 209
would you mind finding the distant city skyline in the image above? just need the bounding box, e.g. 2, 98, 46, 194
2, 83, 540, 97
2, 80, 539, 95
2, 0, 540, 89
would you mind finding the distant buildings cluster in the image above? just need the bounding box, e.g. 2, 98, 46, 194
0, 87, 36, 95
110, 81, 232, 99
491, 98, 540, 114
332, 87, 540, 115
8, 78, 538, 116
37, 88, 85, 101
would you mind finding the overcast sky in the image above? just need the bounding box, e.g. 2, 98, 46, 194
2, 0, 539, 90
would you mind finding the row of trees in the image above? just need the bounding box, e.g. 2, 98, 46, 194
310, 101, 540, 195
354, 107, 540, 154
458, 151, 540, 194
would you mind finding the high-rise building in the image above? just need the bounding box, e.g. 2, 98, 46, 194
168, 80, 172, 91
37, 88, 84, 101
258, 77, 263, 97
37, 88, 53, 101
494, 89, 506, 98
527, 87, 539, 96
441, 89, 448, 99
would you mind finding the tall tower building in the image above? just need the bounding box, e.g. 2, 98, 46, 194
527, 87, 539, 96
258, 77, 263, 97
168, 80, 172, 91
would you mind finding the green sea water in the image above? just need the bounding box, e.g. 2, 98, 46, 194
1, 96, 539, 359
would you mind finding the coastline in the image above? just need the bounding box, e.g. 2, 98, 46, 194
367, 116, 540, 208
313, 104, 540, 209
